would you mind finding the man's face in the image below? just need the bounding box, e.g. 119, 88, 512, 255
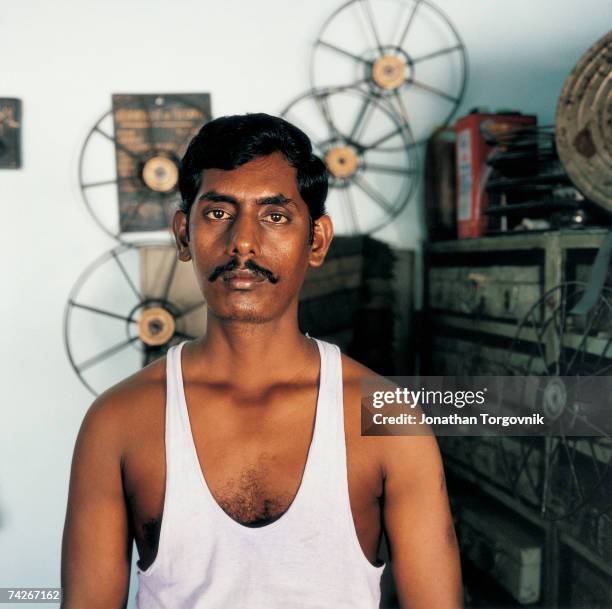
173, 152, 332, 323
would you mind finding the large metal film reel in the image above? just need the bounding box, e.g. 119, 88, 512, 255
556, 31, 612, 212
78, 95, 208, 243
497, 282, 612, 520
310, 0, 468, 145
281, 87, 419, 235
64, 242, 206, 396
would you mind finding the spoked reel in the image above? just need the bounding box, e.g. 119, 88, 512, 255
64, 242, 206, 396
310, 0, 468, 145
497, 282, 612, 520
78, 95, 208, 242
556, 31, 612, 213
281, 87, 419, 234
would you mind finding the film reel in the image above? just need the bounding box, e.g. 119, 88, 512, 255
498, 282, 612, 520
556, 31, 612, 212
64, 242, 206, 396
310, 0, 468, 145
281, 87, 419, 234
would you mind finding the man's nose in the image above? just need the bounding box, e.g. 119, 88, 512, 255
225, 212, 261, 257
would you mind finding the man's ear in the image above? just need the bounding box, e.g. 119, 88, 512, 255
308, 214, 334, 269
172, 210, 191, 261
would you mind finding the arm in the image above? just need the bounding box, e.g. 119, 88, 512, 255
61, 397, 133, 609
382, 434, 462, 609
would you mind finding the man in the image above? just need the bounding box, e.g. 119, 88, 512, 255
61, 114, 462, 608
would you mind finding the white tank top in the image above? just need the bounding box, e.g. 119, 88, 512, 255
135, 338, 385, 609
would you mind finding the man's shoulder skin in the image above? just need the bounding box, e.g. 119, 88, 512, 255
60, 358, 168, 609
81, 357, 167, 448
92, 355, 167, 413
340, 353, 385, 463
340, 353, 440, 487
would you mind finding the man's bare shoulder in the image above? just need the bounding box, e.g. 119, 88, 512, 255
341, 352, 380, 380
92, 355, 166, 413
76, 357, 167, 454
341, 353, 381, 401
340, 353, 383, 444
340, 352, 439, 474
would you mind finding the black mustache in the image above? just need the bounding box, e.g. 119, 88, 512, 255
208, 258, 279, 284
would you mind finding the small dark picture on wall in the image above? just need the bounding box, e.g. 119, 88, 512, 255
0, 98, 22, 169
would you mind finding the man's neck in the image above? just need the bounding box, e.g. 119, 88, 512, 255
186, 314, 318, 390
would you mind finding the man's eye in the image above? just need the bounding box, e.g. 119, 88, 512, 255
206, 209, 232, 220
264, 212, 288, 224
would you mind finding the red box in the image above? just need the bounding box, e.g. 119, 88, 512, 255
455, 113, 537, 238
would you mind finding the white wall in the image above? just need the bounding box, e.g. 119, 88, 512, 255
1, 1, 609, 606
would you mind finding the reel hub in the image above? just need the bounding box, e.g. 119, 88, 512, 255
372, 55, 406, 90
142, 155, 179, 193
138, 306, 176, 347
542, 376, 568, 421
325, 145, 359, 178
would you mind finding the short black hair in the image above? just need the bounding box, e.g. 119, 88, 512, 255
178, 113, 328, 221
